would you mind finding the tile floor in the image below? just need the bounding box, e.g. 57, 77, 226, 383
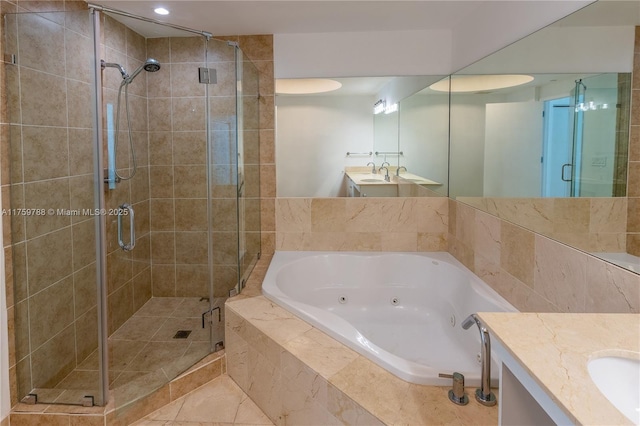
133, 374, 274, 425
31, 297, 225, 408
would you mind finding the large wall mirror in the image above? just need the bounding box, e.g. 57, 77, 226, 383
449, 0, 639, 274
276, 75, 448, 197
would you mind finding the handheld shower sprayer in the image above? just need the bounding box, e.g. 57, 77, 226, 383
100, 58, 162, 183
124, 58, 161, 84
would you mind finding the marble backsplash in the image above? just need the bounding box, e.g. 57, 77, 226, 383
274, 196, 638, 314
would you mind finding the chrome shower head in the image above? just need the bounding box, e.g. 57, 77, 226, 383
143, 58, 161, 72
125, 58, 161, 84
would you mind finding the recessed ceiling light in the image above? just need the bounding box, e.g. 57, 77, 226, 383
430, 75, 534, 93
154, 7, 169, 15
276, 79, 342, 95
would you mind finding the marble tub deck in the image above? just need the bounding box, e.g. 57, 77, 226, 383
225, 255, 499, 425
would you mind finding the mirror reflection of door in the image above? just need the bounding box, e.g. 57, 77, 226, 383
542, 97, 573, 197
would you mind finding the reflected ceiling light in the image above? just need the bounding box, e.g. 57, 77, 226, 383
430, 75, 534, 93
154, 7, 170, 15
276, 79, 342, 94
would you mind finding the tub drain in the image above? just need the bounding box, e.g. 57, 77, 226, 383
338, 295, 348, 304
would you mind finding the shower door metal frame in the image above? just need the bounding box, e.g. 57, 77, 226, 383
90, 8, 109, 407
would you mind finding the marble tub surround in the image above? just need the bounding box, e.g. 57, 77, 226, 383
275, 197, 448, 252
133, 374, 273, 425
226, 295, 498, 425
448, 199, 640, 314
478, 312, 640, 426
458, 196, 628, 253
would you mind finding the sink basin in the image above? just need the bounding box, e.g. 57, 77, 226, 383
360, 178, 384, 182
588, 356, 640, 424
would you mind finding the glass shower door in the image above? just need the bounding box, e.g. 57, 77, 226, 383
4, 9, 106, 406
237, 48, 261, 289
570, 74, 620, 197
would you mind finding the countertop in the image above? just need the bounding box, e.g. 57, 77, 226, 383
477, 312, 640, 426
345, 168, 441, 186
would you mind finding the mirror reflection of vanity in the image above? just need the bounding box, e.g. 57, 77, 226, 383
275, 0, 639, 275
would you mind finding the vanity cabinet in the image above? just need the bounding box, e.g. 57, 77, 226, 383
494, 339, 570, 425
345, 174, 398, 197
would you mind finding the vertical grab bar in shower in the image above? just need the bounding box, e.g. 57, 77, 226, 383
117, 203, 135, 251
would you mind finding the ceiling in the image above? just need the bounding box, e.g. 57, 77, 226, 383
94, 1, 486, 37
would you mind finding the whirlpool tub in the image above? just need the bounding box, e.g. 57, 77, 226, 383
261, 251, 517, 386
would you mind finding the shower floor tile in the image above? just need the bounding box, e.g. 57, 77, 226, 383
133, 374, 273, 425
49, 297, 219, 408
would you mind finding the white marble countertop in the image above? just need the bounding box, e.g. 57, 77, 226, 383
478, 312, 640, 426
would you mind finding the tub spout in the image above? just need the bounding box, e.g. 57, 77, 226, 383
462, 314, 496, 406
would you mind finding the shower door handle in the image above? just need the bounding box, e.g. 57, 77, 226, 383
561, 163, 573, 182
117, 203, 135, 251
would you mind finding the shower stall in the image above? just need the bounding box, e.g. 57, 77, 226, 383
4, 5, 261, 411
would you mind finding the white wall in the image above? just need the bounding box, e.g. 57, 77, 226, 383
461, 25, 634, 74
399, 94, 450, 194
274, 30, 453, 78
484, 102, 544, 197
273, 2, 592, 79
276, 95, 375, 197
449, 97, 488, 197
450, 0, 593, 72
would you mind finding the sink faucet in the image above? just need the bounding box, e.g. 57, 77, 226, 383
380, 161, 390, 170
379, 167, 390, 182
462, 314, 496, 406
396, 166, 407, 176
366, 162, 376, 174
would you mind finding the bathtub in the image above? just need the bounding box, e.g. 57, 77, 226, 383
261, 251, 517, 386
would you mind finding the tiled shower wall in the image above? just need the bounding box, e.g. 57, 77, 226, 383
2, 6, 117, 402
101, 14, 153, 336
0, 1, 276, 410
628, 26, 640, 256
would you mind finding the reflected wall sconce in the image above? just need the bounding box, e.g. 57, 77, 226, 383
385, 103, 398, 114
373, 99, 386, 115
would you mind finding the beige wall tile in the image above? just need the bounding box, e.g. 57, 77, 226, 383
589, 198, 632, 233
310, 198, 346, 232
534, 236, 587, 312
20, 69, 67, 127
585, 258, 639, 313
150, 232, 175, 264
27, 228, 73, 295
31, 324, 75, 389
500, 222, 535, 287
170, 37, 206, 63
22, 126, 69, 181
23, 178, 71, 239
474, 210, 501, 264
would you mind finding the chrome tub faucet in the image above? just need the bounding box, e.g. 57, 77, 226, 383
462, 313, 497, 406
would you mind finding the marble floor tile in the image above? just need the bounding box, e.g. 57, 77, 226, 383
134, 374, 273, 426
